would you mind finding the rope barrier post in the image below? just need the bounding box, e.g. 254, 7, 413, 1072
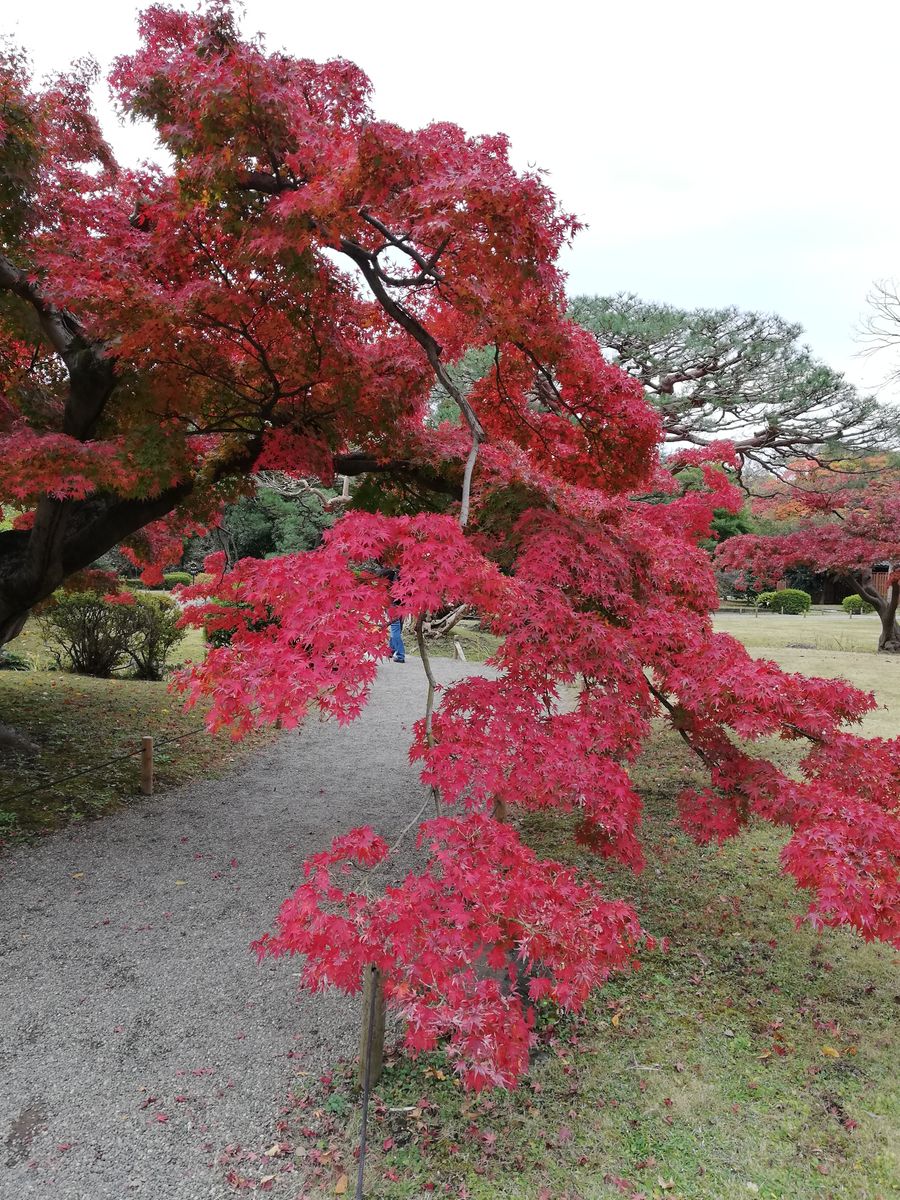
358, 964, 385, 1090
356, 963, 385, 1200
140, 736, 154, 796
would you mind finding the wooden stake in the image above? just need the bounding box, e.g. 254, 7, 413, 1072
140, 736, 154, 796
453, 638, 467, 662
358, 964, 385, 1089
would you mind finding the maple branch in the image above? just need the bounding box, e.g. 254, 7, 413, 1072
339, 241, 485, 435
460, 429, 481, 529
0, 437, 258, 645
386, 795, 431, 856
361, 213, 450, 286
0, 252, 87, 361
415, 614, 441, 817
234, 171, 488, 503
332, 453, 463, 501
646, 681, 713, 768
0, 252, 116, 440
359, 209, 448, 279
0, 483, 189, 645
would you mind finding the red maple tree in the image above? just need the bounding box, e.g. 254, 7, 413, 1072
718, 457, 900, 652
2, 4, 898, 1089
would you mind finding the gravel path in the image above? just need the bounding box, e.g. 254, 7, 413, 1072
0, 659, 480, 1200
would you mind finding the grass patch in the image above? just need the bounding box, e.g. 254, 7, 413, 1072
405, 619, 503, 663
277, 641, 899, 1200
0, 615, 266, 840
713, 608, 884, 656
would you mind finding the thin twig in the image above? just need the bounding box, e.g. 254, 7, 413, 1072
415, 615, 441, 816
387, 795, 431, 855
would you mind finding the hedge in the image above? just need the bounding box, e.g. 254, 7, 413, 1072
842, 594, 875, 616
770, 588, 811, 614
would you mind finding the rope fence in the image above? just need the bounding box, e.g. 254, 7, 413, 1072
1, 725, 209, 805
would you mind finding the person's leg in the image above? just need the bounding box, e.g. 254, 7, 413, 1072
389, 618, 405, 662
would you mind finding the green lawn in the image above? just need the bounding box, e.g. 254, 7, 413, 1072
3, 605, 899, 1197
0, 610, 265, 839
406, 618, 503, 662
260, 624, 900, 1200
712, 608, 884, 656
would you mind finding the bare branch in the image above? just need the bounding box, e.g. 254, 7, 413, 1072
415, 615, 441, 817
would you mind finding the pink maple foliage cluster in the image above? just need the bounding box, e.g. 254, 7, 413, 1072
252, 818, 643, 1091
183, 450, 899, 1080
2, 2, 898, 1088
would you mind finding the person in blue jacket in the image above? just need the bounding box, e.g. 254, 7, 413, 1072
375, 565, 405, 663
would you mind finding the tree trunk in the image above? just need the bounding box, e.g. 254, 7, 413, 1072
0, 451, 458, 650
854, 571, 900, 654
0, 485, 191, 649
877, 591, 900, 653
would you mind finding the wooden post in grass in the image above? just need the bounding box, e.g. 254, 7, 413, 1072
359, 964, 385, 1088
140, 736, 154, 795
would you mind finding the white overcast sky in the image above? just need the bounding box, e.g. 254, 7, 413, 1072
6, 0, 900, 397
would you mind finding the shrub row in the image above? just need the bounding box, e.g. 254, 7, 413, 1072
755, 588, 811, 614
129, 571, 193, 591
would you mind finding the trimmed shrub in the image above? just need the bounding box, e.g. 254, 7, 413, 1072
771, 588, 811, 614
39, 592, 132, 677
163, 571, 192, 588
124, 594, 186, 681
842, 594, 874, 616
38, 591, 186, 679
754, 591, 777, 608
